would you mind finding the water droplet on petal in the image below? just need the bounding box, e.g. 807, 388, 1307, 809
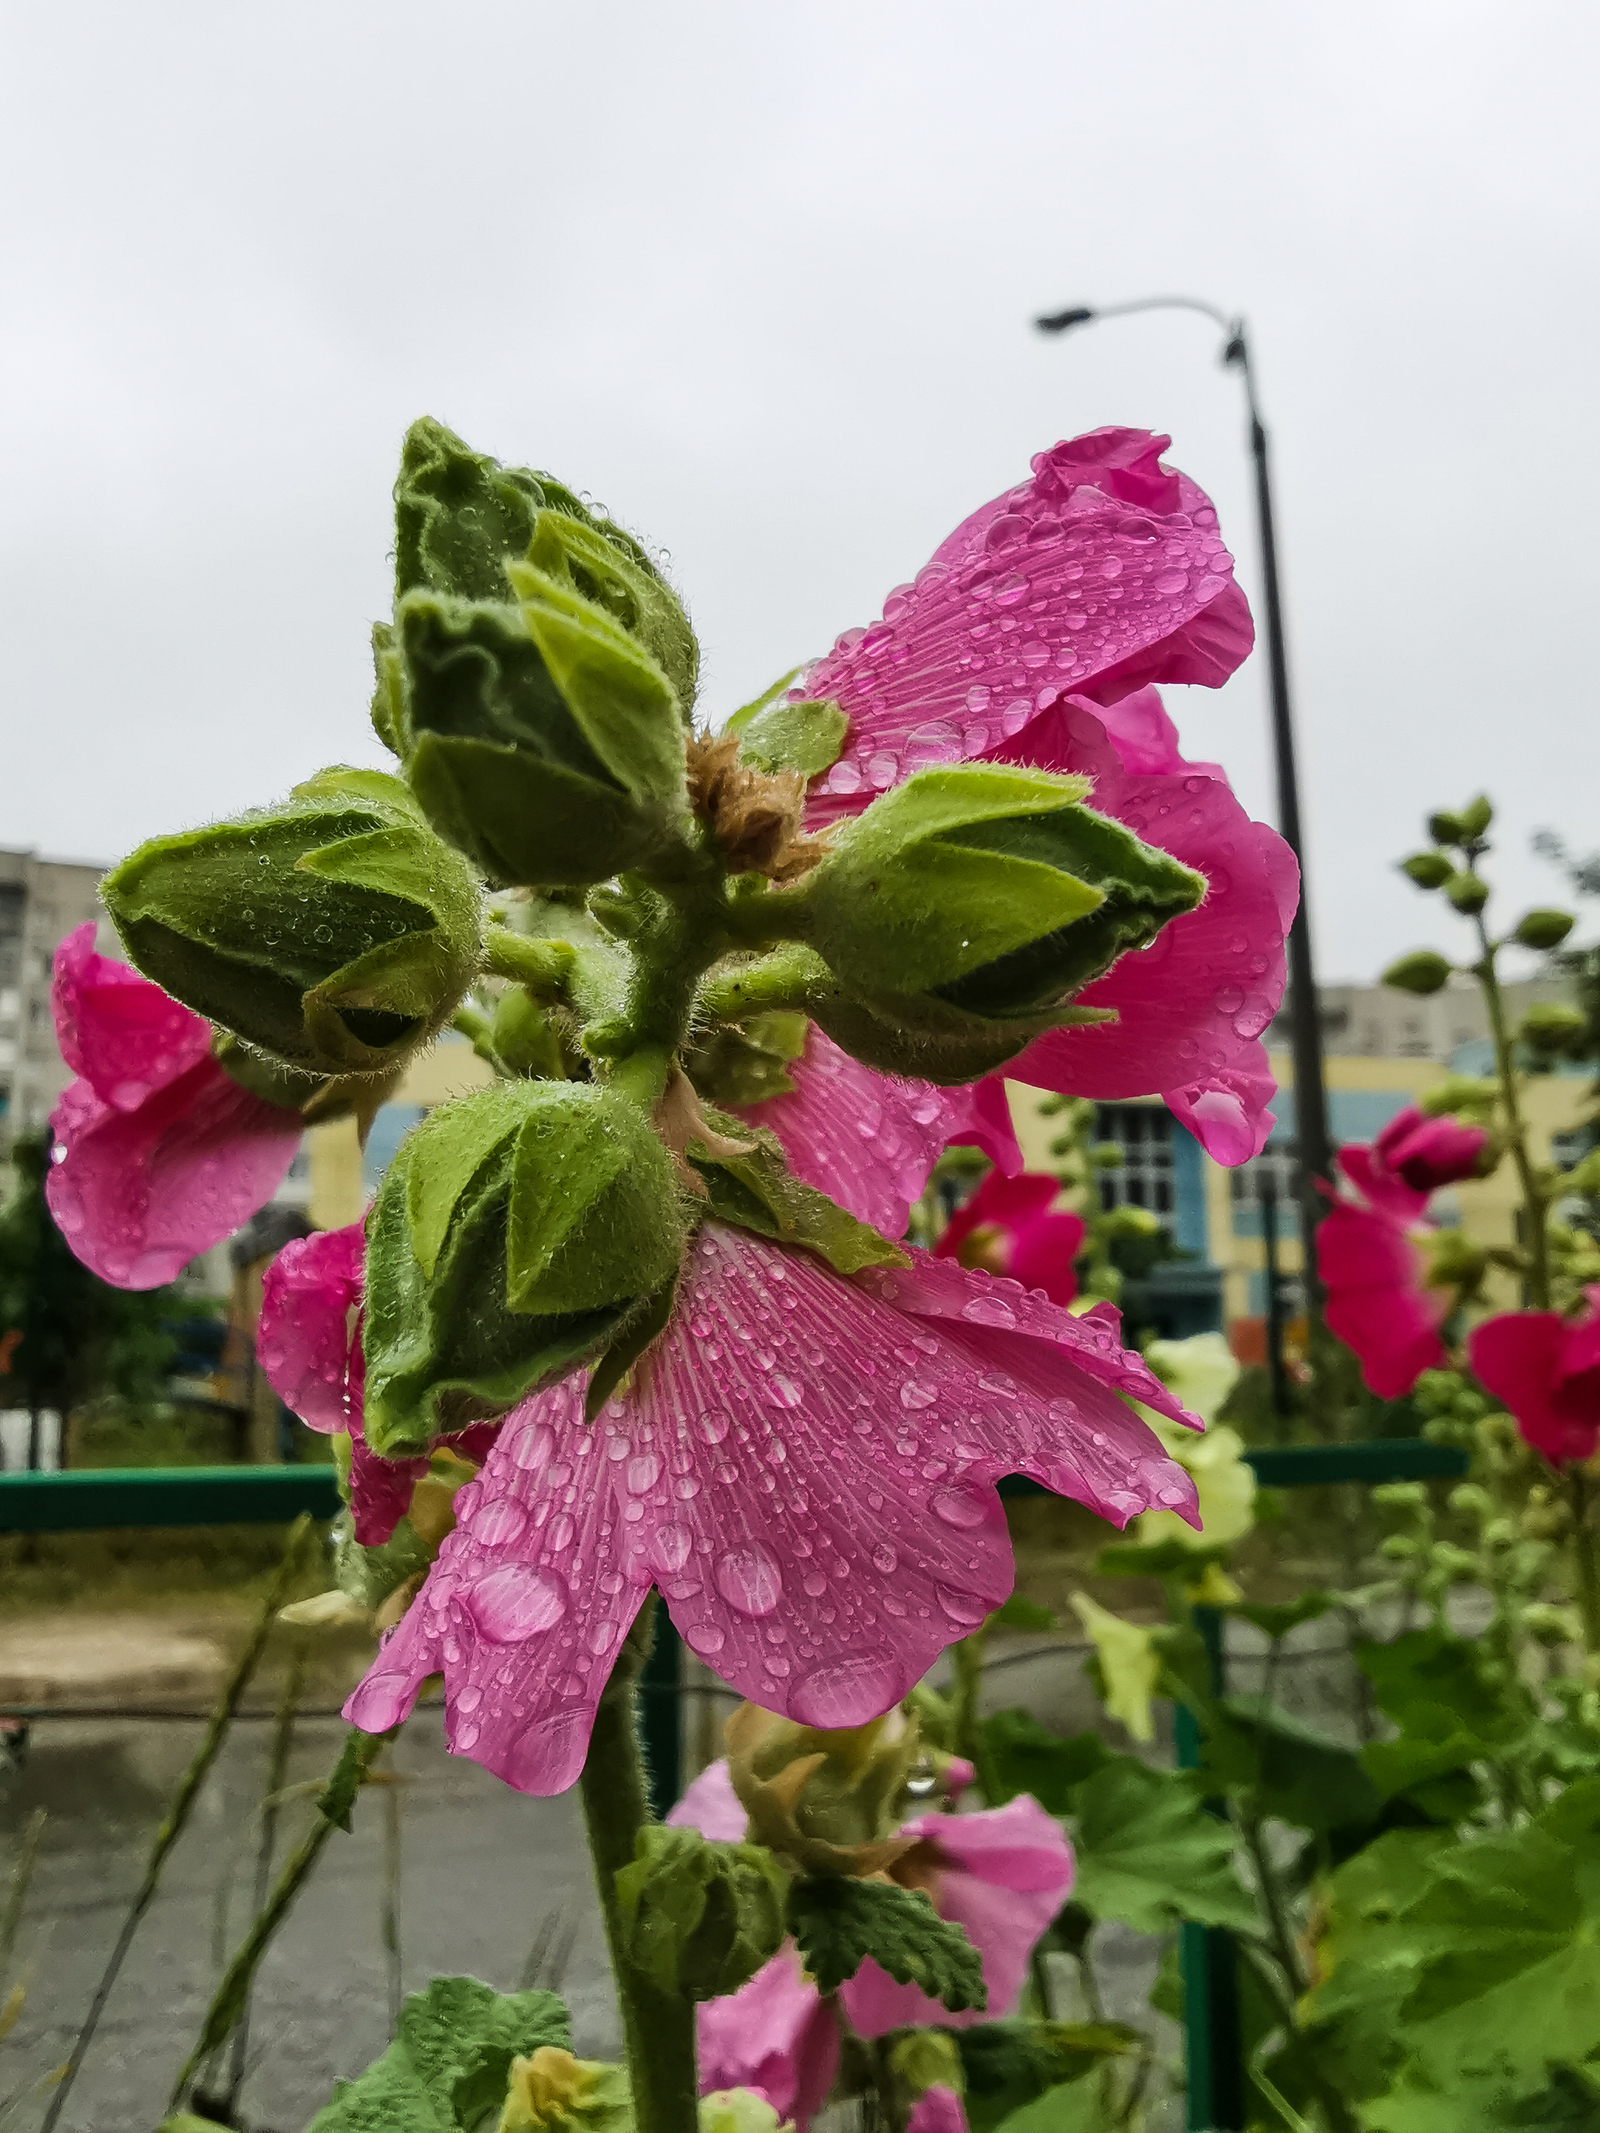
713, 1544, 783, 1618
932, 1484, 991, 1529
685, 1621, 726, 1656
961, 1293, 1016, 1329
463, 1565, 567, 1643
900, 1378, 937, 1411
468, 1499, 528, 1548
790, 1652, 906, 1729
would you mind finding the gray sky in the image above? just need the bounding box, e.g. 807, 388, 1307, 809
3, 2, 1596, 982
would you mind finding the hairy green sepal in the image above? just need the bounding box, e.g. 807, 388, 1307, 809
736, 696, 848, 777
687, 1106, 908, 1274
102, 766, 481, 1077
614, 1825, 789, 2001
364, 1081, 688, 1452
305, 1974, 570, 2131
787, 1875, 986, 2013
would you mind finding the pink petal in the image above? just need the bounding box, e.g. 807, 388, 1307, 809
800, 430, 1251, 829
46, 1056, 301, 1290
994, 702, 1295, 1163
946, 1076, 1024, 1177
1469, 1312, 1597, 1465
1374, 1109, 1488, 1194
1318, 1202, 1447, 1399
842, 1794, 1073, 2036
907, 2089, 968, 2133
52, 922, 211, 1108
1337, 1145, 1428, 1227
667, 1758, 747, 1843
258, 1225, 366, 1434
738, 1026, 965, 1238
696, 1947, 838, 2130
935, 1171, 1061, 1259
1093, 685, 1225, 781
1003, 1213, 1085, 1310
344, 1228, 1198, 1790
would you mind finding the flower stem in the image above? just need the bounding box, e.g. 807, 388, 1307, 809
1474, 914, 1551, 1309
1569, 1470, 1600, 1653
578, 1611, 698, 2133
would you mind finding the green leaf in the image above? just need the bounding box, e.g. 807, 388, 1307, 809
1355, 1628, 1520, 1747
614, 1826, 788, 2001
980, 1710, 1111, 1815
954, 2023, 1112, 2133
584, 1270, 679, 1423
991, 1592, 1058, 1632
1095, 1537, 1232, 1581
1365, 2059, 1600, 2132
1225, 1592, 1340, 1640
787, 1876, 986, 2012
512, 565, 687, 800
305, 1974, 570, 2131
737, 696, 849, 778
686, 1111, 908, 1275
1360, 1702, 1488, 1823
1201, 1695, 1384, 1836
1070, 1758, 1256, 1934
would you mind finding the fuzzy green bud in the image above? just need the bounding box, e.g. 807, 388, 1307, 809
1400, 851, 1455, 889
363, 1080, 688, 1453
1427, 809, 1466, 847
736, 695, 849, 778
788, 763, 1205, 1031
1514, 908, 1577, 950
1426, 1229, 1487, 1291
699, 2094, 788, 2133
1418, 1075, 1499, 1119
1383, 950, 1453, 996
1444, 871, 1490, 914
102, 767, 481, 1077
1457, 794, 1494, 839
1518, 1002, 1588, 1057
615, 1826, 789, 2002
499, 2050, 631, 2133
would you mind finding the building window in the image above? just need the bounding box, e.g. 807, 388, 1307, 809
1231, 1140, 1301, 1216
1095, 1105, 1174, 1216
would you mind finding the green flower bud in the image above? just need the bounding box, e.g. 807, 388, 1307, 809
499, 2050, 631, 2133
786, 763, 1205, 1031
102, 767, 482, 1077
1518, 1001, 1589, 1057
520, 509, 698, 715
1383, 950, 1453, 996
889, 2030, 964, 2100
699, 2093, 788, 2133
1425, 1229, 1487, 1292
1419, 1074, 1499, 1118
1444, 871, 1490, 914
1457, 794, 1494, 838
364, 1080, 688, 1453
1427, 809, 1466, 847
1515, 908, 1577, 950
615, 1826, 789, 2002
1400, 851, 1456, 889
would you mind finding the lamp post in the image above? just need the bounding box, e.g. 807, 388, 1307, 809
1034, 298, 1334, 1289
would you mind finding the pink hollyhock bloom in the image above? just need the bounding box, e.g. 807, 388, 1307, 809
342, 1223, 1199, 1793
695, 1946, 840, 2131
791, 432, 1295, 1169
1373, 1106, 1488, 1195
934, 1170, 1085, 1309
672, 1761, 1070, 2123
1469, 1292, 1600, 1465
46, 922, 302, 1288
1317, 1149, 1447, 1399
737, 1025, 1020, 1239
257, 1224, 498, 1545
907, 2089, 968, 2133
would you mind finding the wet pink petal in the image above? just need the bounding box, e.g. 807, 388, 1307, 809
697, 1946, 839, 2131
841, 1794, 1073, 2035
935, 1172, 1083, 1311
1336, 1144, 1428, 1228
667, 1759, 747, 1843
1094, 684, 1225, 782
738, 1027, 971, 1238
51, 922, 211, 1107
1469, 1309, 1600, 1466
258, 1225, 366, 1434
948, 1075, 1024, 1178
1318, 1200, 1447, 1399
46, 1057, 301, 1289
989, 700, 1293, 1169
907, 2089, 968, 2133
800, 430, 1252, 827
1373, 1107, 1488, 1195
344, 1227, 1197, 1791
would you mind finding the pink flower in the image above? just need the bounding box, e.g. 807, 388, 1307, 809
792, 431, 1296, 1169
1317, 1148, 1447, 1399
1469, 1292, 1600, 1465
673, 1760, 1071, 2126
1373, 1106, 1488, 1195
934, 1170, 1084, 1309
257, 1225, 497, 1545
695, 1946, 839, 2131
342, 1224, 1199, 1793
46, 922, 302, 1289
907, 2089, 968, 2133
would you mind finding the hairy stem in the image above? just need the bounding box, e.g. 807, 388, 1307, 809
578, 1613, 698, 2133
1474, 914, 1551, 1309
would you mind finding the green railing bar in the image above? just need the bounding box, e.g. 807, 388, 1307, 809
0, 1464, 342, 1533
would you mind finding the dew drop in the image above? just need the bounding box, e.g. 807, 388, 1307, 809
463, 1565, 567, 1643
468, 1499, 528, 1548
931, 1484, 990, 1530
789, 1652, 905, 1728
713, 1543, 783, 1618
685, 1621, 726, 1656
961, 1293, 1017, 1329
899, 1378, 937, 1411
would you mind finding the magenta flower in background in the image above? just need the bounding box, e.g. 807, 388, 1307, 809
792, 429, 1297, 1171
671, 1758, 1071, 2128
1317, 1147, 1448, 1399
1373, 1105, 1488, 1196
1469, 1292, 1600, 1465
340, 1223, 1199, 1794
907, 2089, 968, 2133
46, 922, 302, 1289
258, 1225, 499, 1545
933, 1169, 1085, 1309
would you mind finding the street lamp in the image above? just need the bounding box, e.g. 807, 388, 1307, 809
1035, 297, 1334, 1287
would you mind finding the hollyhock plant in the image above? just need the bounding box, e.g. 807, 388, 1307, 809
670, 1758, 1071, 2128
1317, 1145, 1448, 1398
45, 922, 303, 1288
1469, 1292, 1600, 1465
933, 1168, 1085, 1308
1373, 1104, 1488, 1195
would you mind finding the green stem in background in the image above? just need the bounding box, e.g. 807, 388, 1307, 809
1234, 1939, 1359, 2133
1474, 913, 1551, 1309
694, 943, 821, 1026
1569, 1471, 1600, 1654
381, 1754, 405, 2030
40, 1515, 313, 2133
577, 1614, 698, 2133
168, 1723, 396, 2110
949, 1625, 996, 1800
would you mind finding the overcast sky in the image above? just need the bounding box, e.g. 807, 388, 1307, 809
3, 3, 1596, 982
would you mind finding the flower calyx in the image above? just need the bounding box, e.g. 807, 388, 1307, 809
725, 1702, 923, 1878
498, 2047, 632, 2133
685, 729, 826, 883
614, 1824, 789, 2001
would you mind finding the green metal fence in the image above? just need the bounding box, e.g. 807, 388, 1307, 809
1, 1439, 1467, 2128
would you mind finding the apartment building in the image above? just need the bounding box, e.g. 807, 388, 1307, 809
0, 848, 108, 1146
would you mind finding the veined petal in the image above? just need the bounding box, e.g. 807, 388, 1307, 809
1469, 1311, 1599, 1466
801, 430, 1251, 828
935, 1170, 1060, 1258
258, 1224, 366, 1434
696, 1946, 838, 2131
1318, 1201, 1447, 1399
667, 1758, 748, 1843
51, 921, 211, 1107
45, 1056, 300, 1289
344, 1227, 1196, 1791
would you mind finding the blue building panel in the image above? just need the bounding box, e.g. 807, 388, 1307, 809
1170, 1121, 1208, 1258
